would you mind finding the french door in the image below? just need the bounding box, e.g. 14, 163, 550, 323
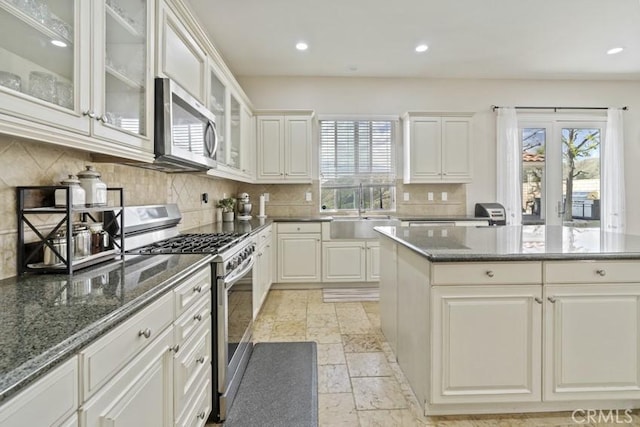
520, 118, 606, 228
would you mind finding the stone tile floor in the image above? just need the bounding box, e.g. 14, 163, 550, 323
208, 289, 640, 426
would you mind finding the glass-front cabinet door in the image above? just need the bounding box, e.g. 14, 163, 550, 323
209, 66, 227, 166
92, 0, 153, 151
0, 0, 90, 132
229, 94, 241, 170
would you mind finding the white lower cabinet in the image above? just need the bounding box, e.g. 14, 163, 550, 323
254, 226, 273, 317
174, 319, 211, 421
276, 223, 321, 283
379, 238, 398, 354
81, 326, 174, 427
431, 285, 542, 404
322, 240, 380, 283
544, 283, 640, 401
0, 356, 78, 427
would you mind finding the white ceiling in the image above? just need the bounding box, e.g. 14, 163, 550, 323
185, 0, 640, 80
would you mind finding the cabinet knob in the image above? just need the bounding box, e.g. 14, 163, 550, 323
596, 269, 606, 277
82, 110, 96, 118
485, 270, 494, 278
534, 297, 543, 304
548, 296, 557, 303
169, 344, 180, 353
194, 313, 203, 321
197, 412, 206, 420
96, 115, 107, 123
138, 328, 152, 339
193, 285, 203, 293
196, 356, 205, 364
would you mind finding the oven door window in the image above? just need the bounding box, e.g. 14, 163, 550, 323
226, 267, 253, 363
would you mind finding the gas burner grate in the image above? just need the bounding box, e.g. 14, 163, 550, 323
131, 232, 248, 255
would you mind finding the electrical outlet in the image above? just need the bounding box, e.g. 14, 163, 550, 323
201, 193, 209, 204
441, 192, 448, 201
403, 192, 410, 201
263, 193, 270, 202
305, 192, 312, 202
428, 192, 434, 201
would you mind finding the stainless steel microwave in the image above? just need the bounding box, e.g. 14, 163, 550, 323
153, 78, 219, 172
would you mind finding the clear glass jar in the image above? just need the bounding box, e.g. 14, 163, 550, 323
55, 174, 85, 207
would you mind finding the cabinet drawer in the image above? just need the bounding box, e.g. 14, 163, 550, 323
257, 226, 272, 247
432, 262, 542, 285
177, 368, 212, 427
175, 292, 211, 346
80, 292, 174, 401
277, 222, 321, 233
0, 357, 77, 427
545, 260, 640, 284
174, 266, 211, 319
175, 323, 212, 424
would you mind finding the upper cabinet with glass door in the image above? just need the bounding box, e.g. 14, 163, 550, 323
0, 0, 154, 161
0, 0, 90, 132
91, 0, 154, 152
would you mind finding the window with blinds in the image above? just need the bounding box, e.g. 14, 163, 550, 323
320, 120, 396, 212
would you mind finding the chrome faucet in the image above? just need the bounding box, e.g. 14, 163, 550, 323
358, 183, 365, 217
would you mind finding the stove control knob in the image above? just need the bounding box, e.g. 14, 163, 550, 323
226, 261, 234, 270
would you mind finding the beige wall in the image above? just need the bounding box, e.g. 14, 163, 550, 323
0, 135, 238, 280
239, 76, 640, 233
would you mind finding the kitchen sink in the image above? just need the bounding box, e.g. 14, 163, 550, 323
330, 216, 398, 239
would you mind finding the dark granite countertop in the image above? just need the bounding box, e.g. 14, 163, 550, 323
183, 217, 273, 235
395, 216, 489, 222
0, 253, 211, 403
375, 225, 640, 262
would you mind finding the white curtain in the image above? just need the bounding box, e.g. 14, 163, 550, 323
496, 107, 522, 225
601, 107, 625, 233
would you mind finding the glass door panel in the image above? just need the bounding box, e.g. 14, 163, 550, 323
521, 127, 546, 225
103, 0, 146, 135
229, 94, 241, 169
560, 126, 601, 227
0, 0, 75, 108
209, 69, 226, 164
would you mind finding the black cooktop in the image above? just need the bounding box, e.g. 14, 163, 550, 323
130, 232, 248, 255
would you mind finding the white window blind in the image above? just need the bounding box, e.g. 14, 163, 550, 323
320, 120, 395, 211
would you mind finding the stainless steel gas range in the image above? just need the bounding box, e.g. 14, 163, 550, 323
111, 204, 255, 422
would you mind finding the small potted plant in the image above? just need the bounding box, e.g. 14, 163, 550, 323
217, 197, 236, 222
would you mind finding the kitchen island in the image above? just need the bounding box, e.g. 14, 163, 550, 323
375, 224, 640, 416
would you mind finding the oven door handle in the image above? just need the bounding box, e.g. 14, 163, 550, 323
223, 256, 255, 288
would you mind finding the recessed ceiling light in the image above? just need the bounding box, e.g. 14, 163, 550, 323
607, 47, 624, 55
415, 44, 429, 53
296, 42, 308, 51
51, 40, 67, 48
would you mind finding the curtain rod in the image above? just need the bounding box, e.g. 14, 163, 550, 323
491, 105, 628, 112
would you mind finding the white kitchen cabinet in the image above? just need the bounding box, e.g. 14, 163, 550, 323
323, 241, 366, 282
81, 326, 174, 427
0, 0, 154, 160
402, 113, 472, 183
253, 225, 273, 317
379, 238, 398, 353
322, 240, 380, 283
0, 356, 78, 427
157, 0, 206, 102
431, 284, 542, 404
544, 283, 640, 401
256, 112, 313, 183
366, 241, 380, 282
276, 223, 321, 283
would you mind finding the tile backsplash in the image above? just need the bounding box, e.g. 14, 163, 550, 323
0, 135, 466, 279
0, 135, 238, 279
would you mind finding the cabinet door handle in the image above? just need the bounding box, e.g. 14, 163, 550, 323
485, 270, 494, 278
138, 328, 152, 339
194, 313, 203, 321
96, 115, 107, 123
596, 269, 606, 277
196, 356, 205, 364
548, 296, 557, 303
534, 297, 543, 304
169, 344, 180, 353
82, 110, 96, 118
193, 285, 203, 293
